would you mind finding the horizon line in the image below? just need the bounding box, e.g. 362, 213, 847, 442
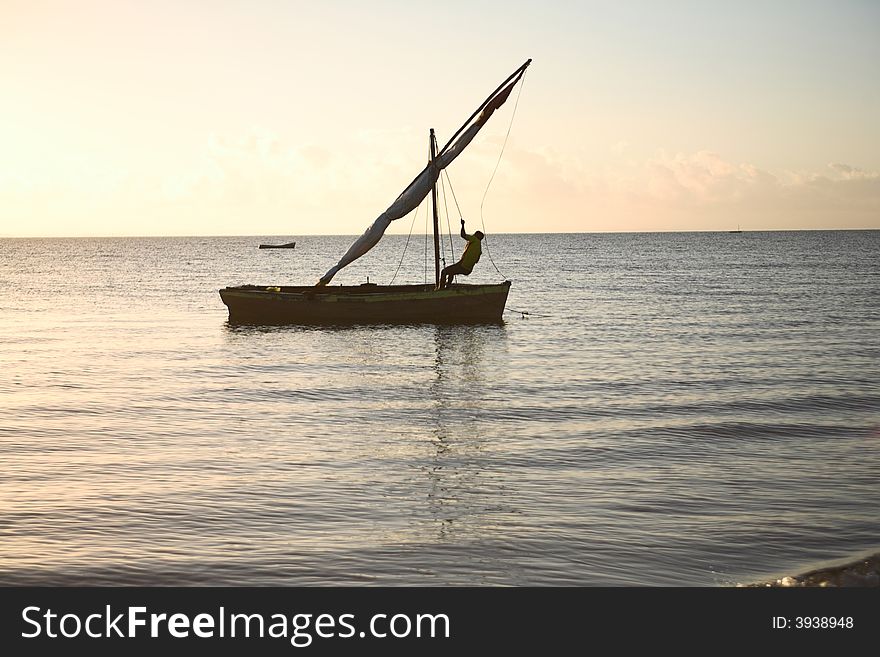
2, 227, 878, 239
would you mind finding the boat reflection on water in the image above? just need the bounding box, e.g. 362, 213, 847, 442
421, 325, 514, 549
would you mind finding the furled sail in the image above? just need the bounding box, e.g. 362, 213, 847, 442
317, 60, 531, 286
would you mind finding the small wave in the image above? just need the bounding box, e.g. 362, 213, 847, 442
741, 550, 880, 587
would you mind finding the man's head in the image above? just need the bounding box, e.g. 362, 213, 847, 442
474, 231, 484, 240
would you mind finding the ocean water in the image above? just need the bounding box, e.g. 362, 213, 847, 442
0, 231, 878, 586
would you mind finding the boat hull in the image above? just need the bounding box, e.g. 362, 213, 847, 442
219, 282, 511, 325
258, 242, 296, 249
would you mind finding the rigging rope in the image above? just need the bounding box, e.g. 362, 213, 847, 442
388, 201, 423, 285
478, 69, 528, 280
424, 195, 431, 284
505, 307, 552, 319
393, 71, 528, 287
438, 172, 455, 264
441, 169, 463, 259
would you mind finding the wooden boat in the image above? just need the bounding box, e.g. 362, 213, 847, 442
220, 59, 531, 325
220, 282, 511, 325
258, 241, 296, 249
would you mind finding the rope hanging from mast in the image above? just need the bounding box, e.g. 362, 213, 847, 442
478, 67, 528, 280
429, 68, 528, 284
382, 62, 532, 288
438, 172, 456, 264
388, 201, 423, 285
316, 59, 530, 286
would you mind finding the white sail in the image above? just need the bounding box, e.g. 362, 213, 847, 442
316, 66, 526, 286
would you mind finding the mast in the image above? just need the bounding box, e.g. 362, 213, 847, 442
316, 59, 531, 287
430, 128, 441, 287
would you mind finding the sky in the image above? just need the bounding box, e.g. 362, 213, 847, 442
1, 0, 879, 237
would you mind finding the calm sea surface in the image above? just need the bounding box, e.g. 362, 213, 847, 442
1, 231, 878, 586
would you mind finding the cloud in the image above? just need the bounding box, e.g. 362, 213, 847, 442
452, 146, 880, 231
644, 150, 778, 203
827, 162, 875, 180
137, 127, 432, 233
3, 126, 878, 235
611, 140, 630, 155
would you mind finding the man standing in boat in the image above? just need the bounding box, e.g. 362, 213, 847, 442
437, 219, 484, 290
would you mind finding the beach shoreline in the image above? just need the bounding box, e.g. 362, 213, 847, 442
742, 551, 880, 587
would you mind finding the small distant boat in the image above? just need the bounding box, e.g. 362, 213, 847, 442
258, 241, 296, 249
728, 225, 742, 233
